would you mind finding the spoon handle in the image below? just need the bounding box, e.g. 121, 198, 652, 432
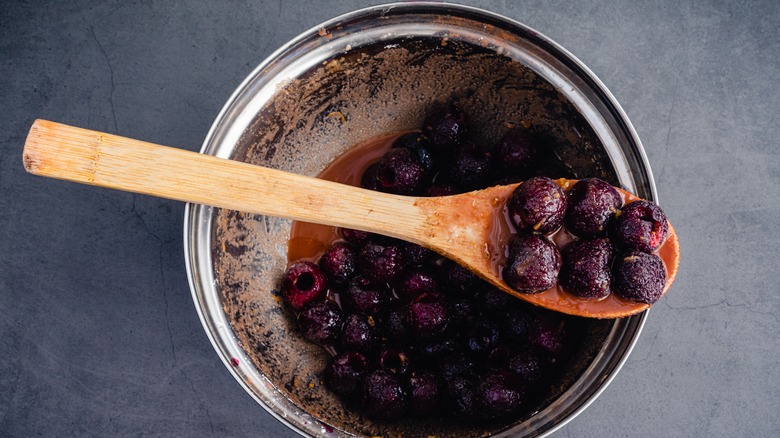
23, 120, 427, 240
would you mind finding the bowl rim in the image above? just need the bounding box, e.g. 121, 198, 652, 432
183, 2, 655, 437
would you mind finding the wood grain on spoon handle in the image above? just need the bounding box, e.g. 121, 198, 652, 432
23, 119, 428, 241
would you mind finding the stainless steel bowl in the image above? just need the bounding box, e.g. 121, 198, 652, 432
184, 3, 655, 437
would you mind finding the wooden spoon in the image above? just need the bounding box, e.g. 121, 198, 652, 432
23, 120, 679, 318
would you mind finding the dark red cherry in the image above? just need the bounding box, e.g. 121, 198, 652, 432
281, 261, 328, 312
507, 177, 566, 234
297, 301, 343, 346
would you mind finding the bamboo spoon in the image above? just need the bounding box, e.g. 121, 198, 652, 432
23, 120, 679, 318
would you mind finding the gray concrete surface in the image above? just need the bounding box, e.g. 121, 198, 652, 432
1, 1, 778, 436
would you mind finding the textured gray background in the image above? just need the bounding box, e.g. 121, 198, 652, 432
1, 1, 778, 436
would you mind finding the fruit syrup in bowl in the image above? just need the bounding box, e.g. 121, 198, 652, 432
185, 3, 655, 437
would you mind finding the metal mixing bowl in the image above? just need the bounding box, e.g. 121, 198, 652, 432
184, 3, 655, 437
